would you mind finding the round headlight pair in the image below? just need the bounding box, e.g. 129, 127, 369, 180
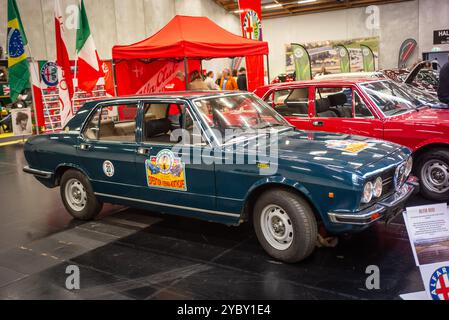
361, 177, 383, 204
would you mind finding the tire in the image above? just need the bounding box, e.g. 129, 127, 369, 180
416, 149, 449, 201
60, 169, 103, 220
253, 189, 317, 263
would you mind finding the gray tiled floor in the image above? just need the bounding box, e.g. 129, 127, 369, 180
0, 144, 433, 299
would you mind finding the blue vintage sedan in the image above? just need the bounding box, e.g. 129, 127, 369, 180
23, 92, 417, 262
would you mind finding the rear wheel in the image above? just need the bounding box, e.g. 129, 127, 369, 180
416, 149, 449, 201
60, 170, 103, 220
253, 189, 317, 263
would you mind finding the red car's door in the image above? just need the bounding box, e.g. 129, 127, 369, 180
263, 87, 312, 131
311, 85, 383, 139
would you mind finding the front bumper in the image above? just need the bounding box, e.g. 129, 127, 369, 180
328, 177, 419, 226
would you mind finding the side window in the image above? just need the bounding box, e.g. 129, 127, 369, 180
273, 88, 309, 117
183, 109, 207, 146
354, 91, 374, 118
143, 103, 184, 144
273, 90, 290, 107
83, 103, 138, 142
315, 87, 353, 118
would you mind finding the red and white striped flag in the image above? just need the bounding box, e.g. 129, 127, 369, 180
55, 0, 74, 127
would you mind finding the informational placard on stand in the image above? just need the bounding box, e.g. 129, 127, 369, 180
402, 203, 449, 300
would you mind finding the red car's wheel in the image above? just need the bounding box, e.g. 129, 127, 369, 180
416, 149, 449, 201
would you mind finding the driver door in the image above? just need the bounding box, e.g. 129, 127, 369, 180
134, 100, 216, 212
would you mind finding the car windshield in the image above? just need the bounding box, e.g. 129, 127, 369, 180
360, 80, 422, 117
401, 84, 447, 108
193, 94, 291, 143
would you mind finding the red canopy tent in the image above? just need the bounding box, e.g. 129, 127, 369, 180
112, 15, 269, 95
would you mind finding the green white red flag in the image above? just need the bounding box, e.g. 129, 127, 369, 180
76, 0, 104, 93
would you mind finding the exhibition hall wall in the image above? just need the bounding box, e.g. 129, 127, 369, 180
0, 0, 447, 79
265, 0, 449, 77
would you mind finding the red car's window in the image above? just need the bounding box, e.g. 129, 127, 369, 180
269, 88, 309, 117
314, 87, 353, 118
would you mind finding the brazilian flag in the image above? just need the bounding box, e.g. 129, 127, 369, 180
7, 0, 30, 101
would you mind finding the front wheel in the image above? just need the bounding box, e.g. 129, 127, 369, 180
253, 190, 317, 263
416, 149, 449, 201
60, 169, 103, 220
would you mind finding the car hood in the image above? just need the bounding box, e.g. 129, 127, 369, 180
268, 129, 403, 170
390, 108, 449, 125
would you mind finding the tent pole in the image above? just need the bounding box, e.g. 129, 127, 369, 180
265, 55, 271, 84
112, 59, 118, 96
184, 58, 189, 90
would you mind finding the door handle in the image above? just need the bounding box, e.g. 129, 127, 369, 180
137, 147, 152, 155
79, 143, 92, 151
312, 121, 324, 127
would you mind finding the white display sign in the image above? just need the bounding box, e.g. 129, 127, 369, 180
402, 204, 449, 300
11, 107, 32, 136
404, 203, 449, 266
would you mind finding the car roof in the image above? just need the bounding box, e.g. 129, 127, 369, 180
90, 91, 246, 104
260, 77, 381, 91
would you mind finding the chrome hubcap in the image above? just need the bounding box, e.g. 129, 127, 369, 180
65, 178, 87, 212
422, 160, 449, 193
260, 205, 293, 251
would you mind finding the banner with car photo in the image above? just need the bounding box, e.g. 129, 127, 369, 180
285, 37, 379, 77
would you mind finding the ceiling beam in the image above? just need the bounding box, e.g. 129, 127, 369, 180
213, 0, 414, 19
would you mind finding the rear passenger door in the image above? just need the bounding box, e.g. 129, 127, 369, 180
78, 101, 140, 197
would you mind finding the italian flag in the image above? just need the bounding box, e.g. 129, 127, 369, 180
76, 0, 104, 93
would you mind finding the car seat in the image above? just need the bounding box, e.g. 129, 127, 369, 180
145, 118, 171, 142
328, 93, 352, 118
315, 98, 337, 117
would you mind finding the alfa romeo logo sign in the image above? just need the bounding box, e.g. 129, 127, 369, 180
243, 10, 262, 41
429, 266, 449, 300
40, 62, 59, 87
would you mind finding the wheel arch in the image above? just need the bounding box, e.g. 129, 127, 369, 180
54, 164, 90, 186
241, 179, 321, 223
412, 142, 449, 169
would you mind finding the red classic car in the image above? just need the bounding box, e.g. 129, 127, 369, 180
254, 78, 449, 201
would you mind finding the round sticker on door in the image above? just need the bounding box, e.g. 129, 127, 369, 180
103, 161, 115, 177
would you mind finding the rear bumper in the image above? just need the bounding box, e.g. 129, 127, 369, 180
328, 177, 418, 226
23, 166, 53, 179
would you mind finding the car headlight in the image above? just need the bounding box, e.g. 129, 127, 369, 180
373, 177, 383, 198
362, 181, 373, 203
405, 157, 413, 177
